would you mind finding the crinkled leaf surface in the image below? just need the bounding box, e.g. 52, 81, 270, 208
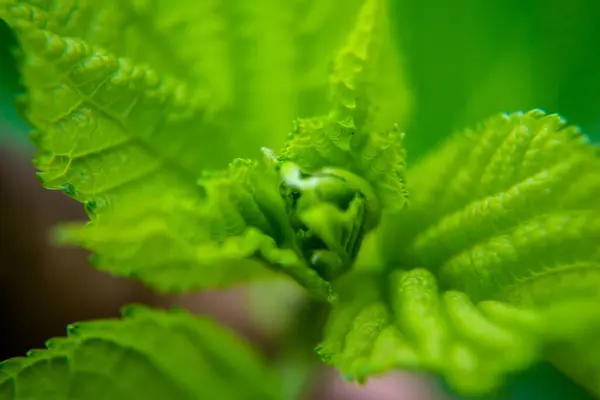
0, 0, 408, 298
264, 0, 409, 286
319, 110, 600, 397
55, 158, 332, 296
9, 0, 599, 397
1, 0, 407, 160
0, 305, 281, 400
278, 0, 409, 213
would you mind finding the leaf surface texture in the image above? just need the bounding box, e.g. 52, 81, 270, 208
0, 306, 281, 400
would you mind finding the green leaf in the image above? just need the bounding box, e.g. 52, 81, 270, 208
319, 269, 600, 397
381, 110, 600, 268
0, 1, 350, 297
1, 0, 408, 297
319, 110, 600, 396
278, 0, 409, 213
1, 0, 400, 157
54, 156, 332, 297
258, 0, 409, 284
0, 305, 281, 400
380, 109, 600, 306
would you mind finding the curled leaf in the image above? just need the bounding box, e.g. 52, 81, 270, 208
279, 0, 409, 213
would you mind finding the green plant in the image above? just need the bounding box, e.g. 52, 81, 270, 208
0, 0, 599, 398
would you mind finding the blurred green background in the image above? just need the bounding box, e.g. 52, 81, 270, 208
1, 0, 599, 398
391, 0, 600, 158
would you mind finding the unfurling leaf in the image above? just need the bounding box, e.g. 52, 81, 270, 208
278, 0, 408, 213
0, 306, 281, 400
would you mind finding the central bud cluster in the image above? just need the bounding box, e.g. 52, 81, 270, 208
278, 162, 380, 280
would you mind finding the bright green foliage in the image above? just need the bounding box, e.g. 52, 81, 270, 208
319, 269, 600, 396
56, 158, 332, 296
0, 0, 406, 161
381, 110, 600, 303
2, 0, 600, 398
0, 0, 407, 298
278, 0, 409, 213
320, 110, 600, 396
0, 305, 281, 400
266, 0, 408, 282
